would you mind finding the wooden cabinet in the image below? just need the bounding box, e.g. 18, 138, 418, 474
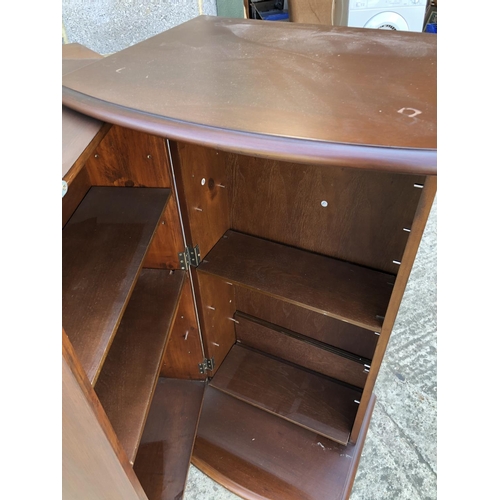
62, 17, 436, 500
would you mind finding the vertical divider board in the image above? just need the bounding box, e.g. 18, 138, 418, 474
160, 272, 207, 380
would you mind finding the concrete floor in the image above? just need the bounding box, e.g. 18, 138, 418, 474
62, 7, 437, 498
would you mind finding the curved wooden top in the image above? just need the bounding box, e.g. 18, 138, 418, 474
62, 16, 437, 175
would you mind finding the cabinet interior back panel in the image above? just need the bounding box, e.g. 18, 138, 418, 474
230, 156, 425, 274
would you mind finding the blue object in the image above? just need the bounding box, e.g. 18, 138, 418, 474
425, 23, 437, 34
261, 12, 289, 21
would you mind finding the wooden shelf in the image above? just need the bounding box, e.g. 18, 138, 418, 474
198, 230, 394, 332
193, 386, 375, 500
234, 312, 369, 389
210, 344, 361, 445
94, 269, 185, 463
134, 378, 206, 500
62, 187, 170, 384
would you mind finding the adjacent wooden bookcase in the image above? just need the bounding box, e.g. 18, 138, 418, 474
62, 17, 436, 500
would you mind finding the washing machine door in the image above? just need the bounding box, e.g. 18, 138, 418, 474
364, 12, 409, 30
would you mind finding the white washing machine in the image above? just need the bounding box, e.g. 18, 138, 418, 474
347, 0, 427, 32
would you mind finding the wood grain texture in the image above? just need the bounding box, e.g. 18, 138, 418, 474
210, 345, 360, 444
235, 312, 368, 388
62, 163, 91, 228
230, 156, 424, 274
143, 195, 185, 270
84, 125, 184, 269
134, 378, 206, 500
85, 125, 172, 187
63, 332, 147, 500
350, 175, 437, 443
198, 230, 394, 332
235, 286, 378, 359
62, 187, 170, 384
170, 141, 230, 260
94, 269, 185, 463
193, 387, 375, 500
160, 273, 206, 380
194, 271, 236, 374
62, 17, 436, 174
288, 0, 334, 25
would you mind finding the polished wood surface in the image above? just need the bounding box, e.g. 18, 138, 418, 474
230, 155, 424, 274
198, 230, 394, 332
85, 125, 172, 187
193, 387, 375, 500
62, 109, 109, 179
94, 269, 185, 462
62, 17, 437, 174
211, 345, 360, 444
62, 187, 170, 384
62, 43, 106, 178
235, 286, 378, 359
62, 43, 102, 77
194, 272, 236, 373
63, 332, 147, 500
235, 312, 368, 388
134, 378, 206, 500
160, 274, 206, 379
170, 141, 230, 260
143, 196, 185, 270
84, 125, 184, 269
350, 175, 437, 443
62, 164, 91, 228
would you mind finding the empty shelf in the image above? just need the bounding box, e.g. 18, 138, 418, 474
197, 230, 394, 332
193, 387, 375, 500
210, 344, 361, 445
62, 186, 170, 384
94, 269, 185, 463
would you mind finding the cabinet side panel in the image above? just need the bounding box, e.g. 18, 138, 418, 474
231, 156, 424, 274
350, 175, 437, 442
62, 164, 91, 228
160, 273, 206, 379
63, 332, 147, 500
169, 141, 231, 260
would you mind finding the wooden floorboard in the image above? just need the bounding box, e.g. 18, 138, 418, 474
134, 378, 206, 500
198, 230, 394, 332
95, 269, 185, 463
193, 387, 375, 500
210, 345, 360, 445
62, 187, 170, 384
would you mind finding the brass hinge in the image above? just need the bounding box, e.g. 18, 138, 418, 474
198, 357, 215, 374
178, 245, 201, 270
